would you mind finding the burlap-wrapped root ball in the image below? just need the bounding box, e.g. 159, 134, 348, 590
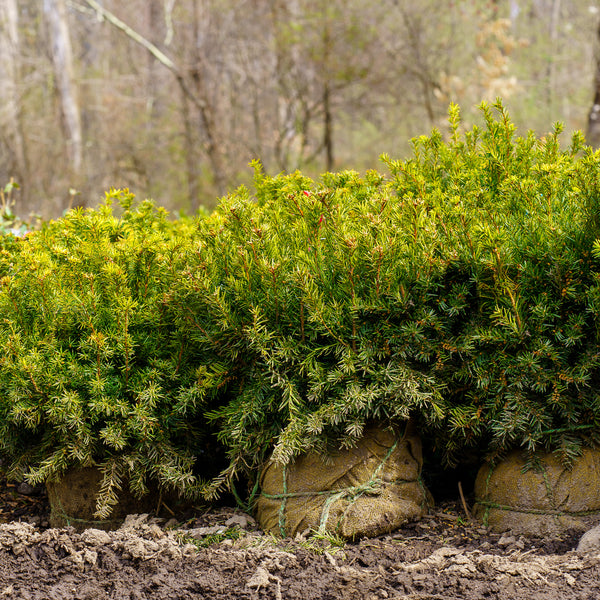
255, 422, 433, 540
474, 448, 600, 536
46, 467, 174, 531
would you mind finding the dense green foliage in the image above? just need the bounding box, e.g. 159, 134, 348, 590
2, 101, 600, 512
383, 102, 600, 464
174, 101, 600, 497
0, 190, 210, 517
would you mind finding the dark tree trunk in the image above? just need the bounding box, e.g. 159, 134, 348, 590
587, 23, 600, 149
323, 82, 334, 172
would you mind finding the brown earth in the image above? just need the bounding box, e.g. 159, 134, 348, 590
0, 476, 599, 600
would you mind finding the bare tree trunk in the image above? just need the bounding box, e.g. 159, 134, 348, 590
146, 0, 165, 120
83, 0, 228, 199
181, 88, 201, 208
400, 7, 438, 126
323, 82, 334, 172
189, 0, 227, 197
44, 0, 83, 180
588, 22, 600, 149
0, 0, 27, 188
322, 18, 334, 172
548, 0, 561, 115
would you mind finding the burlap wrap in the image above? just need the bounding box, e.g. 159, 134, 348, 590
255, 422, 432, 540
46, 467, 163, 531
474, 448, 600, 535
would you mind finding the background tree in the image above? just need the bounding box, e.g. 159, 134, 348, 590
3, 0, 600, 218
44, 0, 83, 198
587, 20, 600, 148
0, 0, 26, 191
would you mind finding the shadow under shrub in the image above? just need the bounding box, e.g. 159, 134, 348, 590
0, 190, 217, 518
176, 100, 600, 501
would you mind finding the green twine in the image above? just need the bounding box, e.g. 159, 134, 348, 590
278, 461, 288, 537
480, 466, 495, 526
53, 497, 121, 528
474, 499, 600, 519
415, 474, 430, 511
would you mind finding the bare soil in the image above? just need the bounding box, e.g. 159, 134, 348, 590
0, 476, 599, 600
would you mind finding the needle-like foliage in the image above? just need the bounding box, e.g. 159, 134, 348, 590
174, 100, 600, 498
0, 190, 213, 517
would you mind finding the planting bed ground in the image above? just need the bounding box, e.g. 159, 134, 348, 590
1, 475, 599, 599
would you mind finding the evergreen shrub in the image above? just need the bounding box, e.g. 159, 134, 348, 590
3, 100, 600, 512
0, 190, 212, 517
175, 100, 600, 499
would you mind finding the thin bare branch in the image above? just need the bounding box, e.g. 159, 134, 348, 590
77, 0, 209, 115
81, 0, 177, 72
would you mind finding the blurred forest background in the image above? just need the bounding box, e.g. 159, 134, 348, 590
2, 0, 600, 218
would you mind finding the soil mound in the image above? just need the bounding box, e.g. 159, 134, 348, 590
0, 511, 598, 599
1, 471, 600, 599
